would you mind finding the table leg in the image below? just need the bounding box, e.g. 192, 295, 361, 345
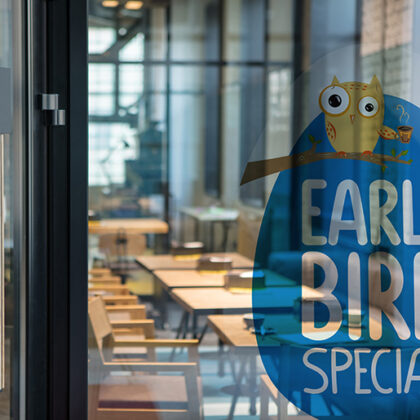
170, 311, 188, 361
181, 214, 186, 242
222, 221, 230, 251
171, 312, 191, 361
194, 218, 200, 242
249, 355, 257, 415
192, 314, 197, 338
198, 323, 208, 343
154, 234, 160, 254
228, 352, 237, 383
217, 339, 225, 377
175, 311, 187, 339
182, 312, 190, 339
154, 233, 167, 254
227, 356, 248, 420
209, 221, 215, 251
160, 287, 169, 329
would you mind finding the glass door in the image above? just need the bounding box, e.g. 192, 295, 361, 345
0, 0, 26, 418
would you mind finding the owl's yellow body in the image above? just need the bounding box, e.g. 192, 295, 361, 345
320, 76, 398, 154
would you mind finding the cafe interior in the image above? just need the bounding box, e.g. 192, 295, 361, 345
87, 0, 419, 418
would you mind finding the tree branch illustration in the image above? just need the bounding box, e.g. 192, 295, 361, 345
240, 137, 412, 185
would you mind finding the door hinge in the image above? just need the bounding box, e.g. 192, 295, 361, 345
40, 93, 66, 126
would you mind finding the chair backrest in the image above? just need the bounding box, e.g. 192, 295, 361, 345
98, 232, 147, 257
89, 297, 156, 362
88, 297, 115, 362
88, 285, 130, 296
88, 297, 203, 419
88, 278, 121, 287
89, 267, 112, 277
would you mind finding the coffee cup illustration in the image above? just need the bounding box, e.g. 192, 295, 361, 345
398, 125, 413, 143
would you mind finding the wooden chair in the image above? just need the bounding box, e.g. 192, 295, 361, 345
106, 304, 147, 337
89, 276, 122, 287
89, 268, 112, 277
99, 233, 147, 273
106, 304, 146, 321
89, 285, 131, 296
96, 295, 139, 306
260, 375, 315, 420
89, 297, 156, 361
99, 233, 147, 258
88, 297, 146, 336
88, 297, 203, 420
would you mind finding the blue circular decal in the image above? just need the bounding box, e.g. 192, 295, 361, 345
252, 84, 420, 419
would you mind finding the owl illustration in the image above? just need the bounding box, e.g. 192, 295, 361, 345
319, 75, 398, 156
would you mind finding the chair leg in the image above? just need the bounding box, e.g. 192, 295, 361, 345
249, 356, 257, 415
227, 358, 247, 420
277, 392, 289, 420
260, 382, 270, 420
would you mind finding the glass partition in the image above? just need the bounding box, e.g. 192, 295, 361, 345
88, 0, 420, 418
0, 0, 25, 417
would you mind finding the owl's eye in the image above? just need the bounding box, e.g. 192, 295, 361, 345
358, 96, 379, 117
319, 86, 350, 115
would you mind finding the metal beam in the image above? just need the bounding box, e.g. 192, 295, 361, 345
101, 19, 144, 60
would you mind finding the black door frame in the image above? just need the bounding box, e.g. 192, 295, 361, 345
27, 0, 88, 419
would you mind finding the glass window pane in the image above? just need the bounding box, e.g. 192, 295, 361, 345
223, 0, 242, 61
119, 64, 143, 93
170, 0, 207, 61
223, 0, 265, 62
0, 0, 24, 417
89, 123, 137, 186
89, 64, 115, 93
265, 66, 292, 199
86, 1, 420, 419
88, 27, 116, 54
239, 65, 266, 207
149, 8, 168, 60
267, 0, 294, 61
89, 94, 115, 116
169, 66, 204, 210
221, 66, 241, 203
119, 93, 139, 108
119, 33, 145, 62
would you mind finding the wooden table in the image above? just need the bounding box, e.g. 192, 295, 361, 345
180, 206, 239, 251
208, 314, 300, 349
172, 286, 323, 316
154, 269, 295, 328
208, 314, 298, 418
170, 286, 324, 340
154, 269, 295, 291
136, 252, 254, 271
207, 314, 273, 418
88, 218, 169, 235
207, 313, 401, 419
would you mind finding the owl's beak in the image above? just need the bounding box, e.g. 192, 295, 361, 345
350, 114, 355, 124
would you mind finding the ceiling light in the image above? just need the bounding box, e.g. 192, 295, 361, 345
102, 0, 119, 7
125, 1, 143, 10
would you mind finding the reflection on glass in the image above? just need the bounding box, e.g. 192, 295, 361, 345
223, 0, 242, 62
0, 0, 23, 417
267, 0, 294, 62
89, 27, 116, 54
118, 34, 144, 62
88, 0, 420, 418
